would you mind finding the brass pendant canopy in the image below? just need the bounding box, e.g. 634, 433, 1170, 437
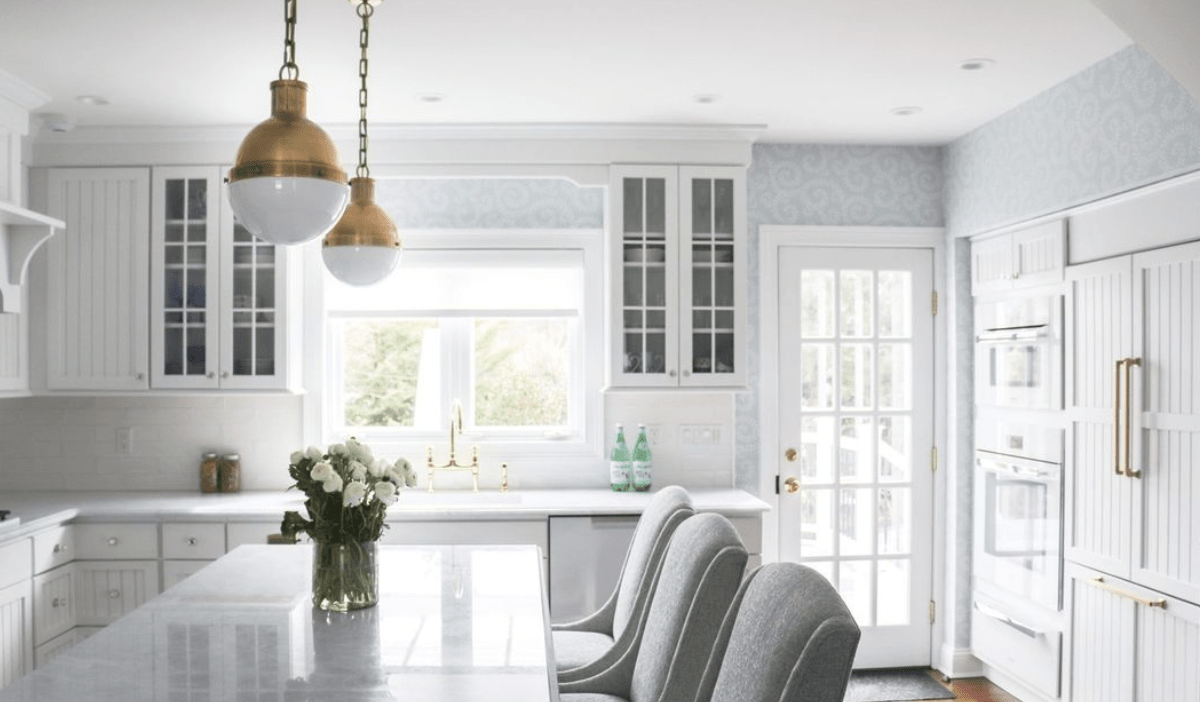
324, 177, 400, 248
228, 80, 347, 185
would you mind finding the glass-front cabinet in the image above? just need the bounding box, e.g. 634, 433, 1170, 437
610, 165, 745, 388
150, 166, 295, 390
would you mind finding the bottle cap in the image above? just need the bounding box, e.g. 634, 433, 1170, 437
223, 453, 240, 460
202, 452, 218, 459
637, 423, 646, 428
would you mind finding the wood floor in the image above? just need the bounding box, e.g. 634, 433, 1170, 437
915, 670, 1024, 702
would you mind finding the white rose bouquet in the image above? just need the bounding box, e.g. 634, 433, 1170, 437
280, 438, 418, 545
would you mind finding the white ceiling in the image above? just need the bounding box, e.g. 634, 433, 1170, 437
0, 0, 1132, 145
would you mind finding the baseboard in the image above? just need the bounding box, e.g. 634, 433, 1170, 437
934, 644, 983, 679
981, 663, 1057, 702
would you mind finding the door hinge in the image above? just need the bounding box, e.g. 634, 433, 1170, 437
929, 600, 936, 624
931, 291, 939, 316
931, 446, 938, 472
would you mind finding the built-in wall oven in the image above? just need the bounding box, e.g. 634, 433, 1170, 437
974, 419, 1063, 611
974, 294, 1062, 410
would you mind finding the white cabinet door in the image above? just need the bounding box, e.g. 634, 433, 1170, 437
1129, 242, 1200, 605
74, 560, 160, 626
1065, 255, 1134, 578
31, 564, 74, 646
609, 164, 746, 388
44, 168, 150, 390
0, 580, 32, 691
151, 166, 221, 388
547, 515, 637, 623
32, 526, 74, 575
972, 220, 1065, 296
972, 233, 1015, 296
162, 560, 212, 589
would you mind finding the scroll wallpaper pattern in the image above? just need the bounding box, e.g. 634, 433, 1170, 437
945, 45, 1200, 237
375, 178, 604, 229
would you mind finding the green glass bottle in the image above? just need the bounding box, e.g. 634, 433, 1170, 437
631, 424, 652, 492
610, 424, 632, 492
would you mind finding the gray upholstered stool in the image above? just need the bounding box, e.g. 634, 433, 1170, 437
551, 485, 694, 674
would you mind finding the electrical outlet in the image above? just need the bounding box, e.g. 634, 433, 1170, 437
681, 424, 723, 446
646, 424, 663, 446
116, 427, 133, 454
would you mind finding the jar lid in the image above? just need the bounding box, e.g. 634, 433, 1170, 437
223, 453, 240, 460
202, 452, 218, 458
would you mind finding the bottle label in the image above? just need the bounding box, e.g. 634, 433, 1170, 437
631, 460, 652, 490
610, 460, 630, 490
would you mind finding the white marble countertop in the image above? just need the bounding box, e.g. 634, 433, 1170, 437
0, 488, 769, 540
0, 544, 557, 702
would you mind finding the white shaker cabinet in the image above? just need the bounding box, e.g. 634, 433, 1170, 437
0, 538, 33, 691
43, 168, 151, 390
971, 219, 1065, 296
609, 165, 746, 388
151, 166, 298, 390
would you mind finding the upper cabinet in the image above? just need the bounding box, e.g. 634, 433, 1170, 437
44, 168, 150, 391
150, 167, 297, 390
971, 219, 1066, 296
610, 165, 746, 388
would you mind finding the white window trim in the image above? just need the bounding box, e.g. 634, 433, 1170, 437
303, 229, 606, 481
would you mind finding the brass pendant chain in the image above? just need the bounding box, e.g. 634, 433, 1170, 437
279, 0, 299, 80
356, 0, 373, 179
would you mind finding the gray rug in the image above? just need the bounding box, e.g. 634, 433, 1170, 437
844, 669, 955, 702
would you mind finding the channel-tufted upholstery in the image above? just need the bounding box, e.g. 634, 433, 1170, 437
552, 485, 694, 674
694, 562, 861, 702
558, 512, 749, 702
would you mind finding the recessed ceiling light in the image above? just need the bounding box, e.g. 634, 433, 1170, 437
959, 58, 995, 71
889, 106, 923, 117
417, 93, 444, 104
75, 95, 109, 106
693, 94, 720, 105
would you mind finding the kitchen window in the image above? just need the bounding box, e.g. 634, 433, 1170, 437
321, 231, 604, 464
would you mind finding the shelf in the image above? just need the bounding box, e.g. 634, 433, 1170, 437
0, 201, 64, 313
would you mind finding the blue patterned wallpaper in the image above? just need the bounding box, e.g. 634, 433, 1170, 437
945, 45, 1200, 236
737, 143, 945, 493
375, 178, 604, 229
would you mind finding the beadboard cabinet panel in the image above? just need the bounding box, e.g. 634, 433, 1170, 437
44, 168, 150, 390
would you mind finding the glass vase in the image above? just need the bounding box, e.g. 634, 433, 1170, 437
312, 540, 378, 611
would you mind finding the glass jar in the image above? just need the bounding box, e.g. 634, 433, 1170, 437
312, 541, 378, 611
199, 453, 220, 493
219, 453, 242, 492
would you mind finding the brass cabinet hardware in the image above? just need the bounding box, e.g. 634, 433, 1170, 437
1087, 576, 1166, 609
1123, 357, 1141, 478
784, 447, 798, 462
783, 476, 801, 494
1114, 358, 1125, 476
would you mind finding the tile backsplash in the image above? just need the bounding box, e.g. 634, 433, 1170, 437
0, 395, 303, 491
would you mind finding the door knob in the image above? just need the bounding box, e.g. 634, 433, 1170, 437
783, 476, 801, 494
784, 448, 798, 462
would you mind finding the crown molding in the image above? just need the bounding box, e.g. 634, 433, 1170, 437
0, 68, 50, 112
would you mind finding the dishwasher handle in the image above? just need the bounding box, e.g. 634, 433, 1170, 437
974, 601, 1043, 638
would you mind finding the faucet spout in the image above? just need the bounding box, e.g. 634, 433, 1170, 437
427, 398, 479, 492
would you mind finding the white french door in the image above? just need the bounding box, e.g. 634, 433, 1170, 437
776, 245, 935, 668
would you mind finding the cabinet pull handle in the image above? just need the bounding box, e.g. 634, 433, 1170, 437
187, 537, 198, 546
107, 589, 121, 599
1086, 576, 1165, 608
1123, 358, 1141, 478
973, 601, 1042, 638
1114, 358, 1124, 476
107, 537, 119, 546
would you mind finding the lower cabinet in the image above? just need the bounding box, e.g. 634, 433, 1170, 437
74, 560, 160, 627
34, 628, 93, 669
31, 565, 75, 645
1067, 563, 1200, 702
0, 580, 33, 691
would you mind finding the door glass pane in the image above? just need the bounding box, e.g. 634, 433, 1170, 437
692, 267, 712, 306
840, 344, 874, 409
186, 326, 205, 375
800, 416, 834, 483
714, 333, 734, 373
878, 488, 910, 554
840, 417, 874, 484
692, 333, 712, 374
622, 179, 643, 234
801, 271, 835, 338
233, 326, 251, 375
878, 343, 912, 410
713, 179, 734, 236
691, 179, 711, 235
878, 271, 912, 338
878, 416, 911, 482
256, 269, 275, 309
255, 326, 275, 376
839, 487, 873, 556
165, 180, 185, 220
800, 488, 833, 557
187, 179, 207, 220
801, 344, 835, 410
839, 561, 872, 626
645, 178, 665, 236
840, 270, 874, 338
877, 560, 910, 626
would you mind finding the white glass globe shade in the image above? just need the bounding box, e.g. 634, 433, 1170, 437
323, 245, 401, 286
228, 177, 350, 245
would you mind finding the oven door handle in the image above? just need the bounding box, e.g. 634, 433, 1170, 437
974, 601, 1044, 638
975, 454, 1059, 481
975, 326, 1048, 343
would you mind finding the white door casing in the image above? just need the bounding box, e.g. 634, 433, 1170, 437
768, 236, 938, 669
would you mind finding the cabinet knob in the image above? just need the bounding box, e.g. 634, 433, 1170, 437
107, 537, 119, 546
206, 372, 215, 379
135, 373, 145, 381
108, 589, 121, 599
221, 371, 230, 379
52, 543, 65, 554
187, 537, 198, 546
668, 370, 677, 378
1011, 271, 1019, 279
51, 597, 60, 608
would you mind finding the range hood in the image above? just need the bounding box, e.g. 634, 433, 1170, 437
0, 200, 62, 314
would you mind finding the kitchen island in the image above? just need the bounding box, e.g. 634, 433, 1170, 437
0, 544, 557, 702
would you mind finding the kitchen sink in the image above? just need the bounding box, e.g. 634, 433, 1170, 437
400, 491, 523, 506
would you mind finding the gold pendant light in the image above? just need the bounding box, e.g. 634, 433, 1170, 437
322, 0, 401, 286
228, 0, 349, 246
